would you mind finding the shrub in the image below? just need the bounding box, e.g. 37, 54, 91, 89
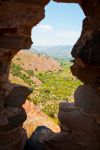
11, 63, 22, 76
11, 63, 34, 86
26, 70, 34, 76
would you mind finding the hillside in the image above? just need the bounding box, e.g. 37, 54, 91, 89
23, 100, 60, 137
31, 45, 72, 60
9, 50, 81, 120
10, 50, 61, 87
9, 50, 61, 136
12, 50, 61, 72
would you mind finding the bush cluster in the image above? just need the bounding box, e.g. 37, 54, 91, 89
11, 63, 34, 86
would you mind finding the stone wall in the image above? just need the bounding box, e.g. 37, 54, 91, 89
0, 0, 49, 149
43, 0, 100, 150
0, 0, 99, 149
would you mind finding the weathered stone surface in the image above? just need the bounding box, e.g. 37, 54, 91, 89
0, 108, 27, 132
1, 0, 49, 5
0, 28, 17, 35
24, 126, 54, 150
0, 61, 10, 77
80, 0, 100, 18
0, 0, 51, 149
0, 35, 32, 50
0, 49, 18, 93
0, 127, 27, 150
6, 84, 32, 106
0, 1, 49, 36
58, 108, 96, 134
0, 128, 21, 145
74, 85, 100, 114
70, 62, 100, 84
59, 102, 79, 112
54, 0, 80, 3
44, 132, 85, 150
0, 0, 50, 51
71, 1, 100, 66
71, 30, 100, 65
0, 91, 5, 112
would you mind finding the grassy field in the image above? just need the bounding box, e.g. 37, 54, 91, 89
10, 60, 81, 119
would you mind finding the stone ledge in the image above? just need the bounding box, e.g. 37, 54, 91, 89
44, 132, 85, 150
0, 108, 27, 132
2, 0, 50, 5
6, 84, 32, 107
58, 109, 96, 134
54, 0, 80, 3
74, 85, 100, 114
0, 35, 32, 49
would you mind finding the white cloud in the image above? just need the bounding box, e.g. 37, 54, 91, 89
32, 25, 81, 46
36, 24, 54, 32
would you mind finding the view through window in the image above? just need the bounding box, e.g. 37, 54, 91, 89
29, 1, 85, 119
10, 1, 85, 120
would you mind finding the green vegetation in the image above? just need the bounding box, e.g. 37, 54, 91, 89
11, 63, 34, 86
11, 61, 81, 119
26, 70, 34, 76
28, 61, 81, 118
11, 63, 22, 75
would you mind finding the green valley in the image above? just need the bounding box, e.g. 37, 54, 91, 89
10, 50, 81, 120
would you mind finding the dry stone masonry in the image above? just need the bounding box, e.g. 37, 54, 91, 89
0, 0, 99, 150
43, 0, 100, 150
0, 0, 49, 149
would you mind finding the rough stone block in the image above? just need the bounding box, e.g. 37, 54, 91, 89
0, 1, 47, 36
44, 132, 85, 150
6, 84, 32, 107
54, 0, 80, 3
59, 102, 79, 112
0, 108, 27, 132
74, 85, 100, 114
1, 0, 49, 5
58, 109, 96, 134
0, 28, 17, 35
0, 91, 5, 112
0, 127, 27, 150
0, 35, 32, 49
70, 64, 100, 84
0, 128, 21, 145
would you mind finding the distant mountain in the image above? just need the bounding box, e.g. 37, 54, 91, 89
31, 45, 73, 60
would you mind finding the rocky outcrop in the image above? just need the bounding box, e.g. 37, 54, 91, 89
42, 0, 100, 150
21, 0, 100, 150
0, 0, 50, 149
54, 0, 80, 3
0, 0, 99, 149
23, 100, 60, 137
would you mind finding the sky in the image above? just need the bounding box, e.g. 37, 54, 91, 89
32, 1, 85, 46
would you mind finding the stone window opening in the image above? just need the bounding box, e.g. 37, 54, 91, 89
0, 0, 100, 150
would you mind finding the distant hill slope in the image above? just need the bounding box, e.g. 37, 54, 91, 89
31, 45, 73, 60
12, 50, 61, 72
10, 50, 61, 88
10, 50, 60, 136
23, 100, 60, 137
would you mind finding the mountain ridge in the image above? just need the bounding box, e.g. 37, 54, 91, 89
31, 45, 73, 60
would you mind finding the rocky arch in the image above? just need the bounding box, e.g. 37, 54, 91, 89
0, 0, 100, 149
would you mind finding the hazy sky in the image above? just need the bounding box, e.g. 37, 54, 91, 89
32, 1, 85, 46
